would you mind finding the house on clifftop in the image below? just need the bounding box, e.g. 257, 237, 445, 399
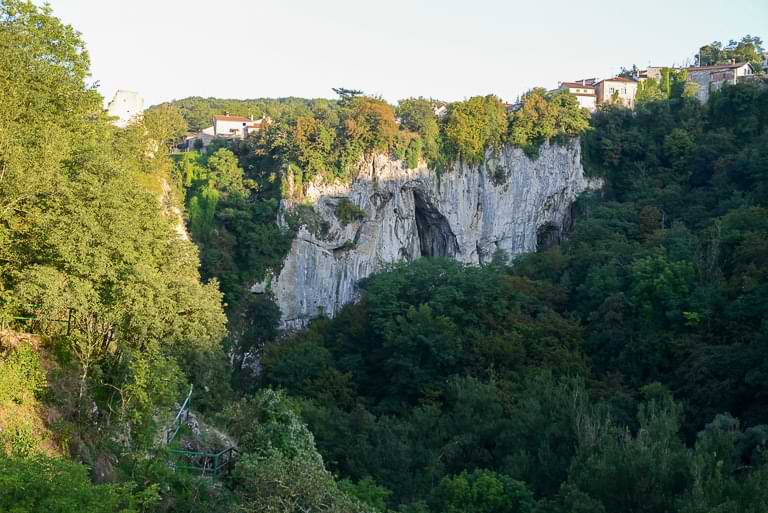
685, 62, 755, 103
553, 80, 597, 111
594, 77, 638, 109
183, 114, 270, 151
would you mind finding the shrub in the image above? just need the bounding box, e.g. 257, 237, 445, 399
335, 198, 366, 225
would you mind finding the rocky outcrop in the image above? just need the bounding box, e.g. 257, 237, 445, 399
271, 140, 600, 328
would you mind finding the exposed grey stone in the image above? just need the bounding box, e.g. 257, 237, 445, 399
273, 140, 600, 329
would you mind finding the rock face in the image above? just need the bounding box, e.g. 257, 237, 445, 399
272, 140, 599, 328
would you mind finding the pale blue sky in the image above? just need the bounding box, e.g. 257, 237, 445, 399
43, 0, 767, 106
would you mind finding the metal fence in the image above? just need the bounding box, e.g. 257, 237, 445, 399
166, 384, 193, 445
1, 306, 73, 336
165, 385, 239, 478
170, 446, 240, 478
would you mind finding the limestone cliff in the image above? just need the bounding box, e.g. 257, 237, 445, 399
270, 140, 599, 328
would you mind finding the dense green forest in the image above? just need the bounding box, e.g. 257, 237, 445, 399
3, 1, 768, 512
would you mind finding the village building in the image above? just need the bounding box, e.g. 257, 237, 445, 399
184, 114, 270, 151
594, 77, 638, 109
553, 80, 597, 111
685, 62, 755, 103
213, 114, 268, 138
636, 66, 668, 82
433, 104, 448, 119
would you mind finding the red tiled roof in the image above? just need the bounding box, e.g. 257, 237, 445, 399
213, 115, 250, 122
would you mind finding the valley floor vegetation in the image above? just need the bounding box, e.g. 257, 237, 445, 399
2, 0, 768, 512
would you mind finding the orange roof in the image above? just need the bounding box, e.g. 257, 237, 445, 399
213, 115, 250, 122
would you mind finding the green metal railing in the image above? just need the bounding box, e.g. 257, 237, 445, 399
166, 385, 193, 445
169, 446, 240, 478
1, 305, 73, 335
165, 385, 239, 478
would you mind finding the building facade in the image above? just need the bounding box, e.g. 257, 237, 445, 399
594, 77, 638, 109
686, 63, 755, 103
556, 81, 597, 111
212, 115, 266, 138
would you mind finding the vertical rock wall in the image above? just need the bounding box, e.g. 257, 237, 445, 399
270, 140, 599, 328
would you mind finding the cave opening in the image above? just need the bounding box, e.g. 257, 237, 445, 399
413, 190, 459, 258
536, 222, 561, 251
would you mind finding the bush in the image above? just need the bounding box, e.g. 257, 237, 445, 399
335, 198, 366, 225
0, 454, 157, 513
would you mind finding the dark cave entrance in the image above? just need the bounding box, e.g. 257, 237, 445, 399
413, 191, 459, 258
536, 222, 561, 251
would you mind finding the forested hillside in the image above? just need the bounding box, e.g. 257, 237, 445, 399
257, 80, 768, 512
3, 1, 768, 512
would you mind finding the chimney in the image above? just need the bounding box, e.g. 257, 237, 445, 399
250, 114, 254, 121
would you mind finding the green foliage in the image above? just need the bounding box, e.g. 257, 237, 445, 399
206, 148, 247, 196
508, 89, 590, 156
405, 136, 422, 169
345, 96, 399, 156
335, 198, 366, 225
142, 104, 187, 149
697, 35, 765, 70
444, 95, 508, 165
226, 388, 372, 513
636, 78, 666, 104
0, 342, 46, 405
430, 469, 535, 513
339, 478, 393, 512
224, 388, 320, 459
286, 204, 331, 239
0, 454, 158, 513
0, 0, 227, 445
397, 98, 442, 163
232, 451, 373, 513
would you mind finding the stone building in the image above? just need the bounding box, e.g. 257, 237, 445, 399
685, 62, 755, 103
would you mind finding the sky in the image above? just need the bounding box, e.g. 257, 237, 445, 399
42, 0, 768, 107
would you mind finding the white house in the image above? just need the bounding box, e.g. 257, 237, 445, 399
555, 81, 597, 111
183, 115, 269, 151
686, 62, 755, 103
213, 115, 265, 138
